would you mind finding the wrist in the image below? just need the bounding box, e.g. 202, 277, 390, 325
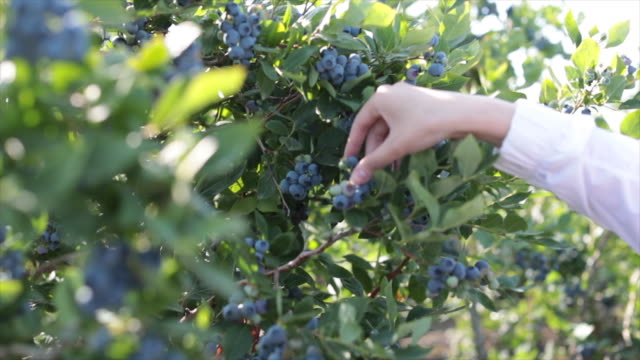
451, 95, 515, 147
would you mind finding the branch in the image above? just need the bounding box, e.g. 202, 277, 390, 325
469, 302, 488, 360
30, 253, 76, 277
256, 136, 291, 216
369, 255, 411, 298
0, 344, 61, 360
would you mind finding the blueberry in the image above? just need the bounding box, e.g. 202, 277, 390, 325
332, 194, 349, 210
222, 303, 242, 321
428, 62, 445, 77
474, 260, 490, 275
295, 161, 309, 173
249, 14, 261, 25
345, 74, 357, 82
244, 237, 255, 247
343, 26, 352, 34
321, 47, 338, 59
336, 55, 347, 66
345, 156, 359, 169
226, 2, 241, 17
341, 182, 356, 197
289, 184, 307, 200
235, 14, 248, 24
311, 175, 322, 186
279, 179, 290, 193
452, 262, 466, 279
315, 61, 325, 72
241, 301, 256, 318
406, 67, 420, 81
581, 108, 591, 115
466, 266, 481, 280
221, 21, 233, 32
352, 189, 365, 204
563, 105, 573, 113
332, 63, 345, 76
629, 65, 637, 75
286, 170, 299, 182
321, 55, 337, 70
331, 72, 344, 85
434, 51, 447, 64
224, 29, 240, 45
255, 252, 264, 262
622, 56, 632, 66
350, 26, 362, 36
266, 325, 287, 344
255, 299, 268, 314
251, 24, 262, 37
306, 345, 323, 360
298, 174, 311, 186
125, 22, 139, 34
356, 63, 369, 76
345, 62, 359, 75
428, 265, 443, 278
308, 163, 319, 175
428, 34, 440, 47
427, 278, 445, 294
306, 317, 319, 330
348, 54, 361, 64
254, 239, 270, 253
439, 257, 456, 273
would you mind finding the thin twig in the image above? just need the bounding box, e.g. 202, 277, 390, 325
256, 136, 291, 216
369, 255, 411, 298
469, 301, 488, 360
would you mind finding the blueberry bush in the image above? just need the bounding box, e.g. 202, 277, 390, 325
1, 1, 639, 359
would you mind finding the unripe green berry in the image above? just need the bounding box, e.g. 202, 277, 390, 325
329, 185, 343, 196
446, 276, 459, 288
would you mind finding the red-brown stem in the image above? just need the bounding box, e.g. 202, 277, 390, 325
369, 255, 412, 298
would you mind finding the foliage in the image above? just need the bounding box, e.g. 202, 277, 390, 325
0, 0, 639, 359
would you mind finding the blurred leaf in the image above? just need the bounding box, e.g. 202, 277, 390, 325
151, 66, 247, 129
382, 277, 397, 323
282, 46, 315, 72
362, 1, 396, 27
564, 10, 582, 46
540, 79, 558, 103
78, 0, 129, 25
606, 20, 630, 48
438, 195, 485, 230
571, 38, 600, 72
339, 302, 362, 344
620, 110, 640, 139
453, 135, 482, 178
503, 212, 527, 232
129, 38, 170, 71
407, 171, 441, 226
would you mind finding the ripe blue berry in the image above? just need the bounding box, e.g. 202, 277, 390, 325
308, 163, 319, 175
249, 14, 261, 25
333, 194, 349, 210
237, 23, 251, 37
345, 62, 359, 76
428, 34, 440, 47
428, 63, 445, 77
336, 55, 348, 66
241, 301, 256, 318
475, 260, 490, 275
226, 2, 241, 17
244, 237, 255, 247
311, 175, 322, 186
356, 63, 369, 76
222, 303, 242, 321
466, 266, 481, 280
434, 51, 447, 64
439, 257, 456, 273
306, 317, 319, 330
255, 299, 268, 314
350, 26, 362, 36
221, 21, 233, 32
628, 65, 637, 75
286, 170, 299, 182
228, 46, 245, 59
295, 161, 309, 173
289, 184, 307, 200
279, 179, 290, 193
321, 55, 337, 70
428, 265, 444, 278
240, 36, 256, 49
349, 54, 362, 64
452, 262, 466, 279
235, 14, 248, 24
254, 239, 270, 253
581, 108, 591, 115
345, 156, 359, 169
427, 278, 445, 294
321, 47, 338, 58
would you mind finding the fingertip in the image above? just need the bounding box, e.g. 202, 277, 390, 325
350, 166, 371, 185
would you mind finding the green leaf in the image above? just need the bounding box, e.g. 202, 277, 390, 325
128, 38, 170, 71
431, 175, 464, 199
620, 110, 640, 139
339, 302, 362, 344
571, 38, 600, 73
282, 46, 316, 72
151, 66, 247, 129
539, 79, 558, 103
408, 275, 427, 303
407, 171, 441, 226
78, 0, 129, 25
265, 120, 289, 135
606, 20, 630, 48
564, 10, 582, 46
503, 212, 528, 232
260, 61, 279, 81
362, 1, 396, 27
345, 209, 369, 229
453, 135, 482, 178
438, 195, 485, 230
223, 324, 253, 360
605, 75, 626, 102
469, 290, 497, 311
381, 278, 398, 323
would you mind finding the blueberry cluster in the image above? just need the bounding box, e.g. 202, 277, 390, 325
515, 250, 551, 282
403, 193, 429, 233
329, 157, 374, 210
81, 244, 160, 312
427, 51, 447, 77
256, 324, 287, 360
245, 237, 269, 270
0, 250, 26, 280
315, 48, 370, 86
35, 221, 61, 255
427, 257, 498, 297
130, 335, 186, 360
123, 18, 153, 45
6, 0, 89, 63
342, 26, 362, 37
622, 56, 637, 76
405, 64, 423, 85
221, 2, 261, 66
422, 34, 440, 60
279, 156, 322, 201
222, 299, 266, 322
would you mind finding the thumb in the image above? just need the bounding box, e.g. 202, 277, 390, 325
350, 138, 403, 185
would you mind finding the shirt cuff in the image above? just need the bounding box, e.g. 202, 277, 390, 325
494, 99, 594, 188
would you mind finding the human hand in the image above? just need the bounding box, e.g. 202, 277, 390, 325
343, 82, 515, 184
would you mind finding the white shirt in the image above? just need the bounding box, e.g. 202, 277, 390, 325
495, 100, 640, 253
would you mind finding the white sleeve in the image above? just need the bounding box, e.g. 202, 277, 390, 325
494, 99, 640, 253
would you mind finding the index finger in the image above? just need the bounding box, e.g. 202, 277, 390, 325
343, 91, 383, 158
